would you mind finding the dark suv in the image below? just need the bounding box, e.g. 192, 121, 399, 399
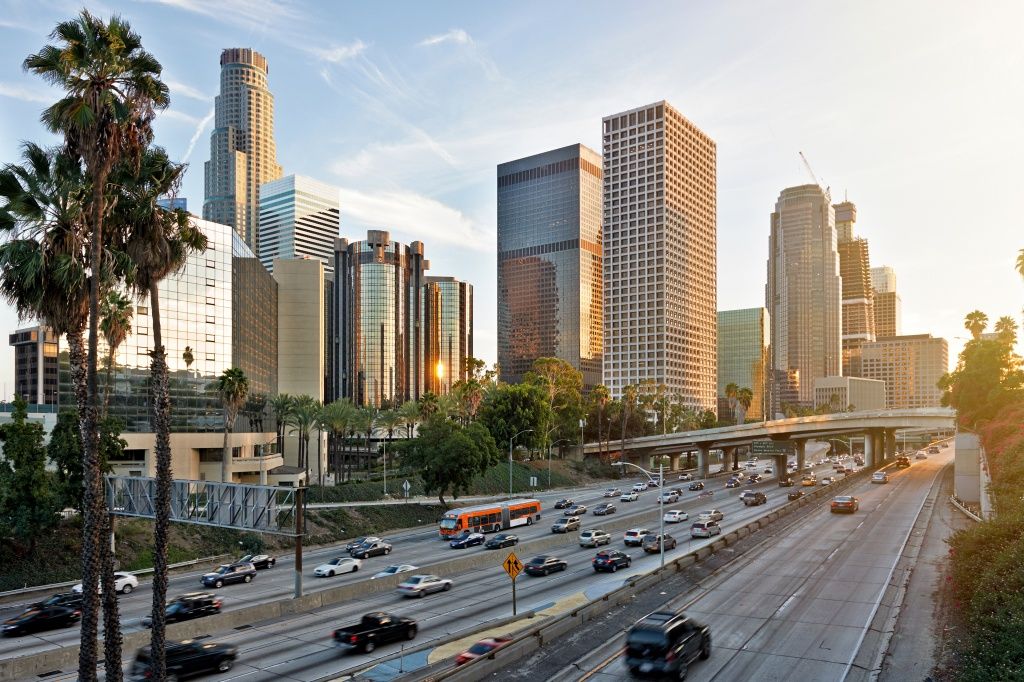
130, 639, 238, 680
143, 593, 222, 627
200, 562, 256, 588
625, 610, 710, 678
592, 550, 631, 573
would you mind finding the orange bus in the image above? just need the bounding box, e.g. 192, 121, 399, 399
438, 498, 542, 538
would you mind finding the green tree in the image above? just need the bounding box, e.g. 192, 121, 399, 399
99, 290, 133, 415
619, 384, 638, 452
525, 357, 584, 449
478, 382, 549, 453
215, 368, 250, 483
47, 411, 124, 512
964, 310, 989, 340
736, 387, 754, 422
418, 391, 440, 420
289, 395, 322, 481
397, 400, 420, 439
243, 392, 268, 432
320, 399, 356, 482
724, 382, 739, 425
0, 396, 58, 553
590, 384, 610, 458
403, 419, 493, 506
994, 315, 1018, 347
939, 337, 1024, 428
269, 393, 294, 457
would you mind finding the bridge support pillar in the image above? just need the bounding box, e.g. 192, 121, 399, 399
774, 454, 788, 481
885, 429, 897, 459
733, 448, 741, 471
795, 439, 806, 472
697, 445, 711, 479
670, 453, 680, 471
864, 431, 875, 467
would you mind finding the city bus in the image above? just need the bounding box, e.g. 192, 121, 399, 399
438, 498, 542, 539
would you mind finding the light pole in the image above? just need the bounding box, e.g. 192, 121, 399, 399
509, 429, 533, 498
613, 458, 667, 570
549, 438, 572, 487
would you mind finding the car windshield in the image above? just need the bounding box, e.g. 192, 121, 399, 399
328, 558, 344, 565
214, 566, 231, 575
439, 518, 457, 529
467, 642, 495, 655
239, 554, 253, 562
404, 577, 423, 584
381, 566, 399, 574
835, 496, 853, 502
528, 557, 548, 565
166, 602, 185, 614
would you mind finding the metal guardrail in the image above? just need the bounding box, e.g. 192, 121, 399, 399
950, 495, 983, 523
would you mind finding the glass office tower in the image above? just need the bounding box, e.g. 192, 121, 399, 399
423, 276, 474, 395
717, 308, 770, 422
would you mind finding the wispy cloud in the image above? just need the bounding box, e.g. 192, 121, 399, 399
417, 28, 500, 81
160, 109, 202, 126
141, 0, 301, 34
338, 187, 494, 252
309, 40, 368, 65
166, 80, 210, 102
0, 82, 54, 104
181, 106, 215, 164
0, 19, 33, 32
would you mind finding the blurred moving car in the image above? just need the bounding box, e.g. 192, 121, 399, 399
787, 490, 805, 501
2, 602, 81, 636
593, 503, 617, 516
580, 529, 611, 548
593, 550, 632, 572
663, 509, 688, 523
625, 610, 710, 678
351, 540, 393, 559
371, 564, 418, 580
129, 639, 237, 680
551, 516, 580, 533
200, 562, 256, 588
332, 612, 417, 653
553, 498, 575, 509
603, 488, 622, 498
455, 635, 513, 665
346, 536, 381, 553
396, 575, 452, 598
524, 555, 568, 576
73, 571, 138, 595
142, 593, 222, 627
620, 490, 639, 502
871, 472, 890, 484
484, 534, 518, 549
449, 532, 485, 549
314, 557, 362, 577
623, 528, 652, 546
237, 553, 276, 570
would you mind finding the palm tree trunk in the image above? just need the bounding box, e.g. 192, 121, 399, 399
149, 282, 172, 681
103, 350, 114, 418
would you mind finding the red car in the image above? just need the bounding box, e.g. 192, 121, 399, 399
830, 495, 860, 513
455, 636, 513, 665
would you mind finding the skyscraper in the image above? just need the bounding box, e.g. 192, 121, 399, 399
423, 276, 474, 395
861, 334, 948, 408
496, 144, 602, 388
835, 201, 875, 376
716, 308, 769, 422
258, 175, 341, 276
766, 184, 842, 407
871, 265, 896, 295
204, 48, 283, 254
9, 326, 58, 405
871, 265, 902, 338
602, 101, 717, 410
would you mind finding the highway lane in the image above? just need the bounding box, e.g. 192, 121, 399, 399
21, 455, 842, 681
543, 448, 951, 682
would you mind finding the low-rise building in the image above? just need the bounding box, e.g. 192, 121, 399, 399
813, 376, 886, 412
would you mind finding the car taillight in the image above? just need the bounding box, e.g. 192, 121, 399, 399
665, 649, 677, 662
350, 635, 358, 643
214, 600, 222, 608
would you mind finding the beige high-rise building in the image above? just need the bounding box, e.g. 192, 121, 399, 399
861, 334, 948, 408
602, 101, 717, 411
835, 201, 875, 376
766, 185, 842, 407
871, 265, 901, 338
204, 48, 283, 255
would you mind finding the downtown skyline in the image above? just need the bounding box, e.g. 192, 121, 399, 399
0, 1, 1022, 393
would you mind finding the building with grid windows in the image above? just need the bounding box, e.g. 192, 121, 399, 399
204, 48, 284, 254
861, 334, 948, 408
766, 184, 842, 407
717, 308, 769, 422
835, 201, 875, 377
496, 144, 602, 389
9, 326, 59, 405
258, 175, 340, 276
57, 218, 286, 484
602, 102, 717, 409
871, 266, 902, 338
423, 276, 473, 395
813, 376, 886, 412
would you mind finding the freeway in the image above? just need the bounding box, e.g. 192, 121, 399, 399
523, 446, 952, 682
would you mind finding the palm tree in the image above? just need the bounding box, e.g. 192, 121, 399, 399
288, 395, 322, 482
964, 310, 988, 340
994, 315, 1018, 347
1017, 248, 1024, 281
351, 407, 375, 474
397, 400, 420, 439
724, 382, 739, 425
736, 387, 754, 423
269, 393, 294, 459
182, 345, 194, 373
620, 384, 637, 455
215, 368, 249, 483
320, 400, 355, 482
243, 393, 268, 432
25, 13, 167, 678
418, 391, 440, 421
99, 290, 132, 415
590, 385, 610, 458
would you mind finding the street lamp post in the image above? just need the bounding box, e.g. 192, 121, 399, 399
509, 429, 533, 498
613, 458, 667, 570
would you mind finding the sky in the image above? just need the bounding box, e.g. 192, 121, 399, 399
0, 0, 1022, 397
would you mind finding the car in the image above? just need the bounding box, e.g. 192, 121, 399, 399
625, 610, 710, 678
129, 639, 238, 680
33, 592, 83, 610
833, 461, 845, 470
73, 571, 139, 595
927, 446, 940, 454
688, 481, 704, 491
593, 503, 617, 516
763, 467, 773, 474
580, 529, 611, 547
396, 575, 452, 598
333, 612, 418, 653
657, 491, 679, 504
551, 516, 581, 533
745, 461, 758, 469
643, 534, 678, 553
740, 491, 767, 506
632, 482, 649, 492
915, 451, 928, 460
831, 495, 860, 513
237, 553, 276, 570
593, 549, 632, 573
698, 509, 724, 522
647, 478, 661, 487
724, 478, 740, 488
524, 555, 568, 576
803, 463, 813, 470
553, 498, 575, 509
314, 557, 363, 577
346, 536, 381, 553
941, 443, 949, 449
854, 456, 865, 466
485, 534, 518, 549
142, 592, 222, 627
449, 532, 486, 549
455, 636, 514, 665
603, 488, 622, 498
201, 562, 257, 588
620, 491, 639, 502
371, 564, 418, 580
896, 456, 911, 468
624, 528, 652, 546
677, 473, 694, 481
819, 476, 834, 485
3, 603, 81, 636
351, 540, 393, 559
872, 472, 890, 484
787, 490, 805, 501
778, 477, 795, 487
690, 521, 721, 538
565, 504, 588, 515
663, 509, 688, 523
747, 473, 762, 483
801, 475, 816, 487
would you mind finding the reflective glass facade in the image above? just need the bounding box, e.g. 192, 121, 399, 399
423, 277, 473, 394
497, 144, 603, 389
58, 218, 278, 432
258, 175, 341, 276
9, 326, 58, 405
716, 308, 769, 421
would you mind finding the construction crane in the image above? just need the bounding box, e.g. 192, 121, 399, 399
798, 151, 830, 198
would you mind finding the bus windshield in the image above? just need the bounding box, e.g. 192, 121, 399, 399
439, 518, 457, 530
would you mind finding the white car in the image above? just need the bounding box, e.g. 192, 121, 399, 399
72, 571, 139, 595
697, 509, 724, 522
396, 574, 452, 598
579, 529, 611, 547
314, 557, 362, 577
623, 528, 652, 546
677, 473, 693, 481
663, 509, 689, 523
371, 564, 418, 580
620, 491, 639, 502
632, 482, 648, 492
657, 491, 679, 504
872, 472, 890, 484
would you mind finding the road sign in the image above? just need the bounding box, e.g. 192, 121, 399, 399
529, 476, 538, 487
402, 479, 411, 493
751, 440, 794, 455
503, 551, 524, 580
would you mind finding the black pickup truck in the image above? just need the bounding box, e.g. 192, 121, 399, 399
332, 612, 418, 653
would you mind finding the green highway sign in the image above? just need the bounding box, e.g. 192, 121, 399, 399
751, 440, 795, 455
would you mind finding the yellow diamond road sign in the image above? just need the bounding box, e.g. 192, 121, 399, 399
503, 551, 523, 580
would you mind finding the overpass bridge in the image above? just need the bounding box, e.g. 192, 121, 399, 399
583, 408, 956, 478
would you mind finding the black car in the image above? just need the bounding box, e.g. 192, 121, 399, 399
724, 479, 739, 489
2, 603, 81, 636
130, 639, 238, 680
351, 540, 393, 559
34, 592, 83, 610
142, 593, 222, 628
449, 532, 485, 549
592, 550, 631, 573
688, 482, 704, 491
625, 610, 710, 678
200, 562, 256, 588
524, 555, 568, 576
778, 478, 795, 487
896, 456, 911, 468
787, 490, 805, 501
484, 533, 518, 549
237, 553, 276, 570
593, 503, 617, 516
554, 498, 575, 509
346, 536, 380, 553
